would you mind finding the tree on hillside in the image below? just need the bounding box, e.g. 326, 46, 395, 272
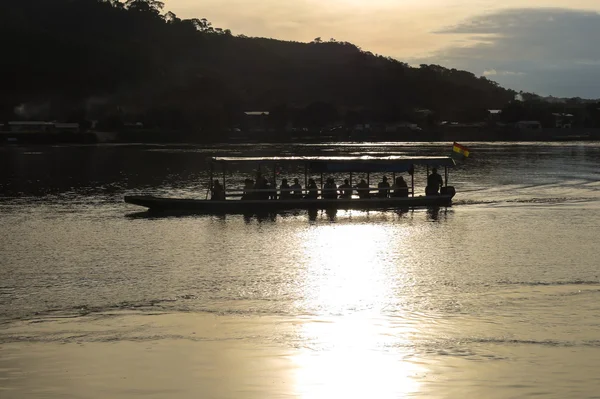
164, 11, 180, 24
194, 18, 213, 32
125, 0, 164, 14
104, 0, 125, 9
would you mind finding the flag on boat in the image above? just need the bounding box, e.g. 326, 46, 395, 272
452, 142, 470, 159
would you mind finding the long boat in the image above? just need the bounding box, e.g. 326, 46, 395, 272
124, 155, 457, 213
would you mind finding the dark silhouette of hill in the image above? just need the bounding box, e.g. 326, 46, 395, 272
0, 0, 517, 137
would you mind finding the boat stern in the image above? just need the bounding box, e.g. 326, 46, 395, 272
124, 195, 161, 210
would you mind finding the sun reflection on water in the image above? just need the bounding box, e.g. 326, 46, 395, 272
292, 221, 423, 398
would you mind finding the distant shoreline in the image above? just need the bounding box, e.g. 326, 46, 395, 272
2, 127, 600, 146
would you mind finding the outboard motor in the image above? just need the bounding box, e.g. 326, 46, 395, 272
440, 186, 456, 198
425, 186, 438, 196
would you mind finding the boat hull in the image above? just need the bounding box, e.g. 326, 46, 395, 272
124, 194, 454, 213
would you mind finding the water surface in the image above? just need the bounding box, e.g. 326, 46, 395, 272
1, 142, 600, 398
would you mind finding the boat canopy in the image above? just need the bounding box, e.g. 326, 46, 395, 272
210, 156, 455, 173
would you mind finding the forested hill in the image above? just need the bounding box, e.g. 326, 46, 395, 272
1, 0, 516, 131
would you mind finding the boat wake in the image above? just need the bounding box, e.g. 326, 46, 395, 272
453, 196, 600, 207
497, 280, 600, 287
388, 336, 600, 351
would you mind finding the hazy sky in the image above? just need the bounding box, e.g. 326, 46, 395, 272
167, 0, 600, 98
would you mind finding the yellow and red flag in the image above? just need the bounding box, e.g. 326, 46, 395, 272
452, 142, 470, 159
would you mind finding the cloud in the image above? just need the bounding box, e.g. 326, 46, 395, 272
416, 8, 600, 98
483, 69, 525, 77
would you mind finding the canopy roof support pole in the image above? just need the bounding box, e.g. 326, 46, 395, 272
273, 164, 277, 199
444, 167, 448, 187
411, 168, 415, 198
426, 165, 430, 197
304, 164, 308, 195
320, 173, 324, 199
222, 166, 226, 195
207, 162, 213, 199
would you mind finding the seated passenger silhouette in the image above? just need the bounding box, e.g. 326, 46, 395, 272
378, 176, 391, 198
254, 177, 270, 200
290, 178, 302, 198
393, 176, 409, 198
280, 178, 291, 199
211, 180, 225, 201
338, 179, 352, 199
356, 179, 370, 199
242, 178, 254, 200
323, 177, 338, 199
305, 178, 318, 199
426, 168, 444, 195
268, 178, 277, 200
261, 177, 270, 200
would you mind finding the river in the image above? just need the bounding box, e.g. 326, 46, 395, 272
1, 142, 600, 398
